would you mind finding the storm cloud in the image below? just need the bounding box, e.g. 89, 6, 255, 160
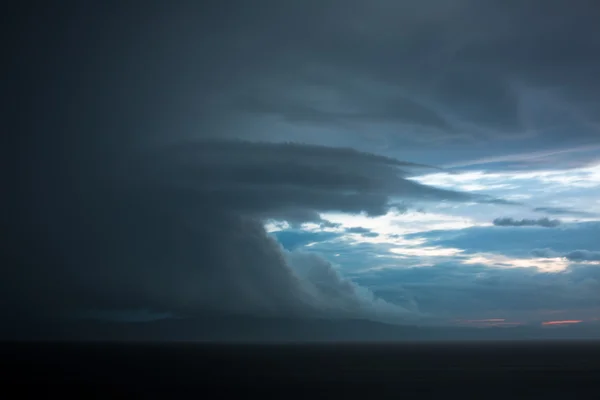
8, 136, 494, 323
7, 0, 600, 329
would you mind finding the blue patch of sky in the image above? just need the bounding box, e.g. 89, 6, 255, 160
404, 222, 600, 257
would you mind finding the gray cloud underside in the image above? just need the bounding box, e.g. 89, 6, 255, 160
218, 1, 600, 134
143, 140, 509, 218
493, 217, 561, 228
20, 1, 600, 172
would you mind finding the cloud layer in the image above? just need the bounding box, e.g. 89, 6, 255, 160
15, 1, 600, 171
493, 217, 561, 228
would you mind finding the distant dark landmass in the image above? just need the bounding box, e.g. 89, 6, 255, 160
3, 315, 600, 341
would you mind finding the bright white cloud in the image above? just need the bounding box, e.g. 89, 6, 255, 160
389, 247, 464, 257
264, 220, 291, 232
319, 209, 485, 237
412, 164, 600, 190
408, 164, 600, 225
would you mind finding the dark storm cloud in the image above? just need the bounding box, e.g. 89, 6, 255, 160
493, 217, 561, 228
144, 140, 492, 221
8, 0, 600, 326
23, 0, 598, 164
10, 136, 496, 322
143, 0, 600, 162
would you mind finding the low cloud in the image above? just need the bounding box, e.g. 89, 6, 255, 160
345, 227, 380, 238
566, 250, 600, 262
531, 248, 562, 258
493, 217, 561, 228
352, 262, 600, 321
532, 248, 600, 262
287, 252, 415, 323
346, 227, 372, 234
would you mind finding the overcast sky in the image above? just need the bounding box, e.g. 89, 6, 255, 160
6, 1, 600, 334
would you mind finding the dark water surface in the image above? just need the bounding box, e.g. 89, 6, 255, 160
2, 341, 599, 396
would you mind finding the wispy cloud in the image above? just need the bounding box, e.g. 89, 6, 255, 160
493, 217, 561, 228
443, 144, 600, 170
533, 207, 599, 218
460, 253, 570, 273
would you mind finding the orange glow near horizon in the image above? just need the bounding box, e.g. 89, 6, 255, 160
541, 320, 583, 326
453, 317, 596, 327
453, 318, 524, 327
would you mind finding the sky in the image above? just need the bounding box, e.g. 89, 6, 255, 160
5, 1, 600, 337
